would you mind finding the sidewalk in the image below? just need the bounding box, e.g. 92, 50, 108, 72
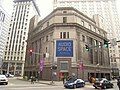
16, 77, 117, 86
16, 77, 65, 86
16, 77, 92, 86
35, 80, 92, 86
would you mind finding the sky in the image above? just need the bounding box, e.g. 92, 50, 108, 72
3, 0, 53, 19
2, 0, 120, 19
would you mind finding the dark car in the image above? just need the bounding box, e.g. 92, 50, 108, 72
64, 79, 85, 89
93, 78, 114, 89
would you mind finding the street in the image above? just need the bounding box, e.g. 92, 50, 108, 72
0, 78, 119, 90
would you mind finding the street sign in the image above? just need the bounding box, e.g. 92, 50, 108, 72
46, 53, 49, 58
79, 63, 83, 70
110, 38, 117, 46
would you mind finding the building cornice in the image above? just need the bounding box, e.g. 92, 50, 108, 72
38, 7, 96, 25
28, 23, 109, 42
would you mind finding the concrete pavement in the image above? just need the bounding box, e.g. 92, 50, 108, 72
16, 77, 92, 86
15, 77, 117, 86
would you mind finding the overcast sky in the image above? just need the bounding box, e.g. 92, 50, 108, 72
3, 0, 53, 18
2, 0, 120, 19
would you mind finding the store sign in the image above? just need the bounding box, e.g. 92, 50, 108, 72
56, 40, 73, 57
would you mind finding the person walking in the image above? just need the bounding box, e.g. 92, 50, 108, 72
31, 76, 34, 84
62, 76, 65, 84
117, 76, 120, 90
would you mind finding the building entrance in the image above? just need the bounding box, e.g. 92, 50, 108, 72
61, 72, 69, 81
62, 72, 69, 78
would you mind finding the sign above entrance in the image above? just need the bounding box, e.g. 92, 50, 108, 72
56, 40, 73, 57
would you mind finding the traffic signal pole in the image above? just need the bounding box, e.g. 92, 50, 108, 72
29, 49, 44, 80
86, 43, 109, 50
50, 40, 54, 84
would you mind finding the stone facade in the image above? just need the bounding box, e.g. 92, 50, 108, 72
24, 7, 111, 81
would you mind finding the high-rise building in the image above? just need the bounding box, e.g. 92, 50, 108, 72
0, 1, 10, 72
3, 0, 40, 76
53, 0, 120, 76
0, 0, 3, 6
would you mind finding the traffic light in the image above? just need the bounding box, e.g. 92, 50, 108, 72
85, 45, 89, 51
29, 48, 33, 55
43, 53, 46, 58
52, 65, 57, 70
104, 40, 108, 48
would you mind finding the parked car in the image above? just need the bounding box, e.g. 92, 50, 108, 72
0, 75, 8, 85
64, 79, 85, 89
6, 73, 14, 78
93, 78, 113, 89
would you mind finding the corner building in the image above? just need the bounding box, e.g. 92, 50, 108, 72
53, 0, 120, 78
24, 7, 111, 81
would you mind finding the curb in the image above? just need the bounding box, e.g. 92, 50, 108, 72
17, 78, 63, 86
17, 78, 93, 86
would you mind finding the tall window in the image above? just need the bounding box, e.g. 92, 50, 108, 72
63, 17, 67, 23
67, 32, 69, 38
60, 32, 69, 39
60, 62, 68, 70
93, 27, 96, 32
46, 35, 48, 41
89, 25, 92, 30
60, 32, 62, 38
47, 21, 49, 26
81, 21, 84, 26
82, 35, 85, 42
63, 32, 66, 38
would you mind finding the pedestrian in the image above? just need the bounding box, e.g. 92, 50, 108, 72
31, 76, 34, 84
92, 77, 96, 83
117, 76, 120, 90
35, 74, 38, 81
62, 76, 65, 84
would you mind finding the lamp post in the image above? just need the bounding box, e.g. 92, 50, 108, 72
111, 56, 114, 77
77, 64, 79, 79
0, 59, 3, 74
50, 40, 54, 84
96, 63, 100, 78
79, 62, 84, 80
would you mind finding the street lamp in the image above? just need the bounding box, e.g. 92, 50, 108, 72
78, 61, 84, 80
96, 63, 100, 78
110, 56, 114, 77
0, 59, 3, 74
80, 62, 84, 80
50, 40, 55, 84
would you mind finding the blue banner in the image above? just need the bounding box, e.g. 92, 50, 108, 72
56, 40, 73, 57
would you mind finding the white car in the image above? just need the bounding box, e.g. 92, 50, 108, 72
0, 75, 8, 85
6, 73, 14, 78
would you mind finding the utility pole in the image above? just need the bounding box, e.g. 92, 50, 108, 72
50, 40, 54, 84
